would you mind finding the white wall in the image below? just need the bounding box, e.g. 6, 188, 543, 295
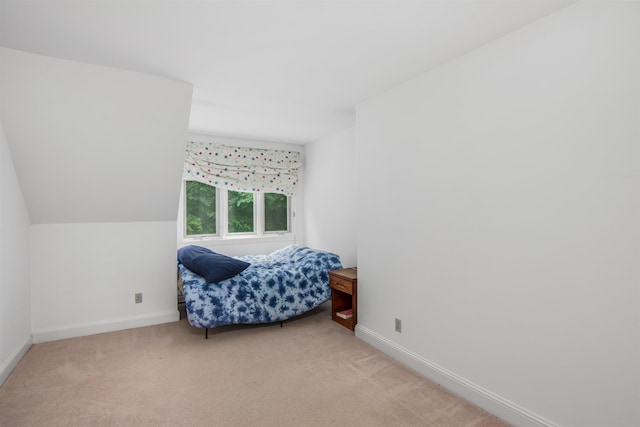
0, 119, 32, 384
356, 3, 639, 427
0, 48, 192, 224
177, 133, 306, 257
304, 127, 357, 267
31, 221, 179, 342
0, 49, 193, 341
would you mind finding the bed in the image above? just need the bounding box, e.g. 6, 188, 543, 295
178, 245, 342, 337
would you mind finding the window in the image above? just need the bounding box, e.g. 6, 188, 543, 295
184, 181, 291, 238
227, 190, 254, 234
185, 180, 217, 236
264, 193, 289, 232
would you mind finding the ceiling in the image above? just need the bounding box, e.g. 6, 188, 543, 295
0, 0, 573, 144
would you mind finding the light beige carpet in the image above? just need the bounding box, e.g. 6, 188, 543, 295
0, 303, 510, 427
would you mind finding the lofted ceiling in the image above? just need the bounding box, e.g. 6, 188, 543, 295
0, 0, 573, 144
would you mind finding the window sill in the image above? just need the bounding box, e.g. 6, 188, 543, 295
181, 233, 296, 248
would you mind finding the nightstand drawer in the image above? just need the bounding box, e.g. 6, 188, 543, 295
330, 277, 353, 294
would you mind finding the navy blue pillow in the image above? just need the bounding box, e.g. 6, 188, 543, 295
178, 245, 250, 283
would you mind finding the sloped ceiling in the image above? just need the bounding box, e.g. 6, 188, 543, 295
0, 48, 193, 224
0, 0, 573, 143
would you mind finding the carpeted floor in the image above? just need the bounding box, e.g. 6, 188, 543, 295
0, 302, 510, 426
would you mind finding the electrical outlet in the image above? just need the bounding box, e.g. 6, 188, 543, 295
395, 318, 402, 333
135, 293, 143, 304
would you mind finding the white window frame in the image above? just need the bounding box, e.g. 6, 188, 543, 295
262, 192, 291, 235
222, 189, 257, 237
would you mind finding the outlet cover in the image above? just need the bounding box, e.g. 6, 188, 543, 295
395, 318, 402, 333
135, 293, 143, 304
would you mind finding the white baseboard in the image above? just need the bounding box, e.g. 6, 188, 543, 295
355, 325, 560, 427
32, 311, 180, 343
0, 334, 33, 386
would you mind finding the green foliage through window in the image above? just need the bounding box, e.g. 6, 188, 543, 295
228, 190, 254, 233
184, 182, 290, 237
265, 193, 288, 232
185, 181, 216, 235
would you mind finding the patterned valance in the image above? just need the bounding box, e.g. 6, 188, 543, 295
183, 141, 301, 196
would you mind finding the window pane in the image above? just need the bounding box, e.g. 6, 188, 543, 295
265, 193, 288, 232
185, 181, 216, 235
228, 190, 254, 233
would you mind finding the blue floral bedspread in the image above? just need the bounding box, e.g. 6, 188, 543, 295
179, 245, 342, 328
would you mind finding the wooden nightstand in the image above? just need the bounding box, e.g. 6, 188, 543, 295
329, 268, 357, 330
